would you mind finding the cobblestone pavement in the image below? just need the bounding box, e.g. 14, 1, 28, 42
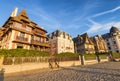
2, 62, 120, 81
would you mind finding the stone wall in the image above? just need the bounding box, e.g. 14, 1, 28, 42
3, 59, 108, 74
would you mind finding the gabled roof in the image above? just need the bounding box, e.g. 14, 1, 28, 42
73, 33, 94, 45
90, 35, 104, 43
13, 9, 30, 23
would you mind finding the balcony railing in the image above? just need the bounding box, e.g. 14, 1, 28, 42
10, 23, 32, 33
31, 40, 49, 47
15, 36, 28, 43
86, 48, 94, 51
33, 29, 46, 37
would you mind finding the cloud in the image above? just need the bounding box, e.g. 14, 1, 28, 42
91, 6, 120, 18
86, 6, 120, 35
26, 7, 62, 30
86, 19, 120, 34
15, 0, 61, 30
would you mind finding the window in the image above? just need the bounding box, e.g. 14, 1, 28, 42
36, 36, 40, 41
113, 41, 116, 44
15, 22, 22, 27
114, 45, 118, 49
106, 39, 109, 41
107, 43, 110, 45
17, 46, 23, 49
31, 35, 34, 40
20, 32, 25, 37
108, 47, 111, 50
53, 43, 56, 48
118, 36, 120, 39
116, 50, 119, 53
41, 38, 44, 42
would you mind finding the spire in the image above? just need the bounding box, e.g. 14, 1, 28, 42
18, 9, 28, 18
17, 9, 30, 23
10, 7, 18, 17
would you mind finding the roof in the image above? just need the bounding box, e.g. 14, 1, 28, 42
90, 35, 104, 43
110, 26, 119, 33
73, 33, 94, 45
2, 9, 47, 33
47, 30, 72, 38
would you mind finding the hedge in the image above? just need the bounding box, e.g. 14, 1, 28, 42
112, 53, 120, 59
56, 52, 79, 57
0, 49, 50, 57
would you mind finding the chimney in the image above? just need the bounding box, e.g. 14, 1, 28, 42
10, 7, 18, 17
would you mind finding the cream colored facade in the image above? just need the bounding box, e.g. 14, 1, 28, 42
73, 33, 95, 54
0, 9, 49, 51
102, 26, 120, 53
91, 35, 108, 53
47, 30, 74, 55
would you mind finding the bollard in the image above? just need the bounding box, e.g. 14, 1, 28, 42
12, 57, 15, 65
96, 55, 101, 63
79, 54, 85, 65
106, 56, 109, 61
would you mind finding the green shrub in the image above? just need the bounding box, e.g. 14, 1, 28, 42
56, 52, 79, 57
112, 53, 120, 59
0, 49, 50, 57
84, 54, 96, 60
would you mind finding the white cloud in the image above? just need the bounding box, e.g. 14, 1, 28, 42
86, 6, 120, 35
27, 7, 62, 30
86, 19, 120, 34
91, 6, 120, 18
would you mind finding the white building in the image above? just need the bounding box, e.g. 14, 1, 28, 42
47, 30, 74, 55
102, 26, 120, 53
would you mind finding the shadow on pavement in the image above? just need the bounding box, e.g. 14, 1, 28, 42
62, 67, 120, 77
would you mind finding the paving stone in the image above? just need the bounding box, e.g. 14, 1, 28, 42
3, 62, 120, 81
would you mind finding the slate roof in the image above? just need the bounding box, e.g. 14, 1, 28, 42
73, 33, 94, 45
47, 30, 72, 39
110, 26, 119, 33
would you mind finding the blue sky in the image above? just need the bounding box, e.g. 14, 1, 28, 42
0, 0, 120, 37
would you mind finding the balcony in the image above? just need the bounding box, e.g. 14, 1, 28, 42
31, 40, 49, 47
33, 29, 46, 37
13, 36, 29, 44
10, 23, 32, 34
86, 48, 95, 52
